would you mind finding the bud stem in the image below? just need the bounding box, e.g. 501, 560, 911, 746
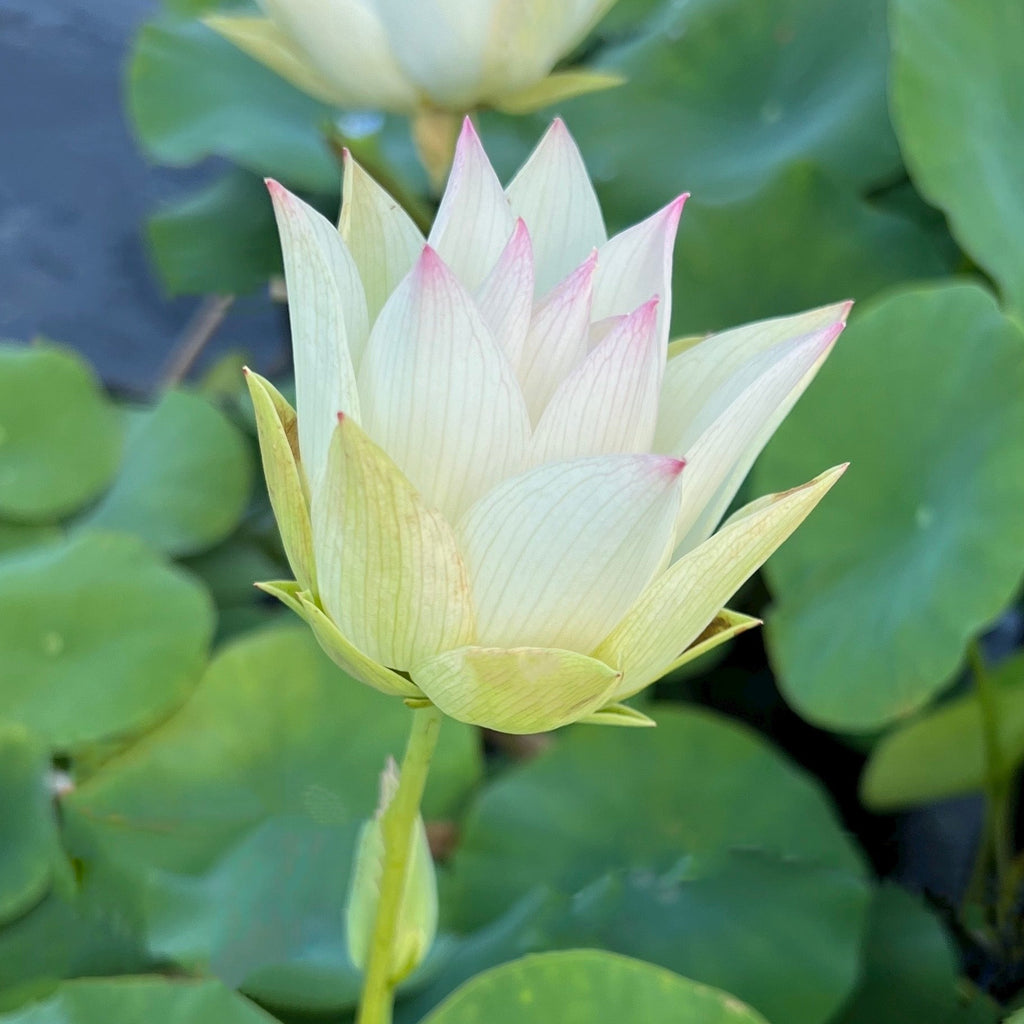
356, 703, 444, 1024
411, 109, 462, 195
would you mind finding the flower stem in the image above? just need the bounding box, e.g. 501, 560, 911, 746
968, 640, 1016, 937
356, 704, 443, 1024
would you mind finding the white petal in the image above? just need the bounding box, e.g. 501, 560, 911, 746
261, 0, 418, 111
456, 454, 685, 653
654, 302, 853, 454
592, 195, 687, 348
505, 119, 607, 297
372, 0, 496, 107
427, 118, 514, 291
312, 414, 475, 670
473, 219, 535, 369
358, 246, 531, 521
530, 298, 663, 465
670, 322, 844, 555
595, 466, 847, 700
268, 180, 368, 493
339, 151, 425, 335
517, 251, 597, 422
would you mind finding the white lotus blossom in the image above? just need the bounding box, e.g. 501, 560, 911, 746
207, 0, 623, 115
247, 119, 848, 733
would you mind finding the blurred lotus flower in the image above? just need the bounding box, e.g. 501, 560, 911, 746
205, 0, 624, 117
247, 118, 849, 734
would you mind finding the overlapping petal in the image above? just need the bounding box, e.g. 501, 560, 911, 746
358, 246, 531, 521
506, 118, 607, 297
410, 645, 620, 733
457, 454, 686, 653
530, 298, 663, 464
594, 465, 848, 700
427, 119, 515, 291
267, 181, 368, 493
339, 151, 425, 330
312, 414, 475, 671
474, 219, 535, 369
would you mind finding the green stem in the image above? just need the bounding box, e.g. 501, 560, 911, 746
356, 704, 443, 1024
968, 640, 1015, 936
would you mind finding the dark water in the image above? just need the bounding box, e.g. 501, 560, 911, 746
0, 0, 282, 395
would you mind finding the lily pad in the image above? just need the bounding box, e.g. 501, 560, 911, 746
0, 344, 120, 523
147, 172, 282, 296
0, 725, 61, 925
529, 0, 901, 205
77, 390, 252, 558
0, 977, 278, 1024
421, 951, 769, 1024
891, 0, 1024, 313
755, 283, 1024, 730
833, 885, 997, 1024
128, 17, 338, 194
0, 533, 214, 748
862, 653, 1024, 810
63, 627, 482, 1011
443, 705, 867, 1024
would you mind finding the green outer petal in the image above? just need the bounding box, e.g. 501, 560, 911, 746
577, 703, 657, 728
255, 581, 422, 699
203, 15, 348, 107
596, 466, 846, 700
492, 68, 625, 114
245, 370, 315, 592
660, 609, 762, 677
411, 646, 620, 734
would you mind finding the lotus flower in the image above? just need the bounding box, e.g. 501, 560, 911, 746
247, 118, 848, 734
206, 0, 623, 116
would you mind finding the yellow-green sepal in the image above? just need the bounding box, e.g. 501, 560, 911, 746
578, 703, 657, 728
244, 369, 315, 592
256, 580, 422, 699
493, 69, 626, 115
661, 609, 761, 677
410, 646, 620, 734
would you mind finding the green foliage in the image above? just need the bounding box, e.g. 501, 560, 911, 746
0, 533, 213, 749
891, 0, 1024, 314
0, 977, 278, 1024
76, 390, 253, 557
862, 653, 1024, 810
441, 707, 868, 1024
834, 885, 999, 1024
147, 172, 283, 296
61, 627, 481, 1012
0, 344, 121, 523
755, 283, 1024, 730
420, 950, 769, 1024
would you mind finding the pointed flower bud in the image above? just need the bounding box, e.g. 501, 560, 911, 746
251, 118, 849, 733
346, 758, 438, 983
206, 0, 624, 116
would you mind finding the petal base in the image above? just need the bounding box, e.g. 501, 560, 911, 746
410, 646, 620, 734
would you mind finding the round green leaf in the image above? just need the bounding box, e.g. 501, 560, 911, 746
0, 533, 214, 748
833, 885, 997, 1024
0, 725, 61, 925
862, 653, 1024, 810
891, 0, 1024, 314
519, 0, 901, 205
147, 172, 282, 296
755, 282, 1024, 730
422, 951, 768, 1024
444, 706, 867, 1024
128, 17, 338, 194
63, 626, 482, 1012
0, 977, 277, 1024
0, 344, 120, 523
77, 390, 252, 557
669, 163, 954, 336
